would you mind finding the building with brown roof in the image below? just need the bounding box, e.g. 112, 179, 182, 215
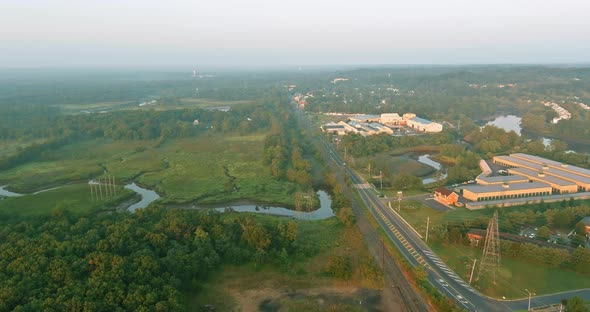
434, 187, 459, 206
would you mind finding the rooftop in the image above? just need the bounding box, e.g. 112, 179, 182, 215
462, 181, 551, 194
435, 187, 456, 196
508, 167, 578, 187
477, 175, 529, 183
495, 156, 590, 184
410, 117, 432, 124
510, 153, 590, 178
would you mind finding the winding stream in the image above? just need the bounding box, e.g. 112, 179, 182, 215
2, 182, 333, 220
124, 183, 161, 212
0, 186, 23, 197
206, 190, 334, 220
417, 154, 447, 184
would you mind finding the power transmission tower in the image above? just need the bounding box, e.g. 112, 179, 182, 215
477, 210, 501, 285
90, 182, 95, 201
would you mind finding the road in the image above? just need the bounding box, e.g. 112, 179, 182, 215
317, 135, 590, 311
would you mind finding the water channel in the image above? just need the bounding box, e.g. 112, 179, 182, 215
123, 183, 161, 212
206, 190, 334, 220
417, 154, 447, 185
0, 186, 23, 197
2, 182, 333, 220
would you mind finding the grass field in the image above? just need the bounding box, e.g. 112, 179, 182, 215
0, 183, 134, 216
355, 153, 436, 180
138, 134, 299, 205
396, 202, 590, 298
190, 214, 383, 311
56, 100, 135, 114
0, 139, 162, 192
430, 242, 590, 299
0, 133, 301, 206
54, 98, 254, 114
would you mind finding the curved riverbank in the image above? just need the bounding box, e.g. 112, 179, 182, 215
175, 190, 335, 220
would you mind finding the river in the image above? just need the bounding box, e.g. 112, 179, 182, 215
206, 190, 334, 220
2, 182, 333, 220
0, 186, 23, 197
124, 183, 161, 212
416, 154, 447, 185
485, 115, 590, 154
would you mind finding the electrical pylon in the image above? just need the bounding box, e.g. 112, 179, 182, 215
477, 210, 501, 284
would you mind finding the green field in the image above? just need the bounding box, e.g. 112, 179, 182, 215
356, 153, 435, 179
0, 183, 134, 216
0, 139, 162, 192
430, 242, 590, 299
396, 202, 590, 298
138, 134, 297, 205
0, 133, 298, 206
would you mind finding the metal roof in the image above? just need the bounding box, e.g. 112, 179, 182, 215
495, 156, 590, 184
462, 181, 551, 194
477, 175, 529, 183
510, 153, 590, 178
410, 117, 433, 124
508, 167, 577, 187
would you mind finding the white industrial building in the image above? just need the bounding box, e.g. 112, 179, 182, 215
406, 117, 443, 133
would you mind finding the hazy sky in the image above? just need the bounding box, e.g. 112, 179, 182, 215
1, 0, 589, 67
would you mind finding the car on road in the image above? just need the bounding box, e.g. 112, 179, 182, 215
456, 295, 469, 304
437, 278, 448, 287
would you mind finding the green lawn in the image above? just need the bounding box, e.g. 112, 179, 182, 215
0, 183, 134, 216
430, 242, 590, 299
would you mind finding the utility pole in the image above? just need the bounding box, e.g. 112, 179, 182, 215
469, 259, 477, 284
368, 162, 371, 179
382, 238, 385, 272
100, 179, 105, 200
425, 217, 430, 243
380, 170, 383, 192
397, 191, 403, 212
90, 182, 94, 201
524, 289, 535, 311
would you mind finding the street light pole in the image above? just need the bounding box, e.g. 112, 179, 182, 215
524, 289, 535, 311
468, 259, 477, 284
425, 217, 430, 243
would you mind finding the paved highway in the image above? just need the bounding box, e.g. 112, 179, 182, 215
319, 137, 590, 311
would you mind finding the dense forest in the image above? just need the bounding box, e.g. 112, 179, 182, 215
0, 208, 305, 311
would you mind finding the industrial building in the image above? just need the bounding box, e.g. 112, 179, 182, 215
476, 175, 530, 185
507, 167, 578, 194
461, 153, 590, 209
321, 121, 359, 135
321, 112, 443, 136
493, 154, 590, 192
406, 116, 444, 133
462, 181, 552, 202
